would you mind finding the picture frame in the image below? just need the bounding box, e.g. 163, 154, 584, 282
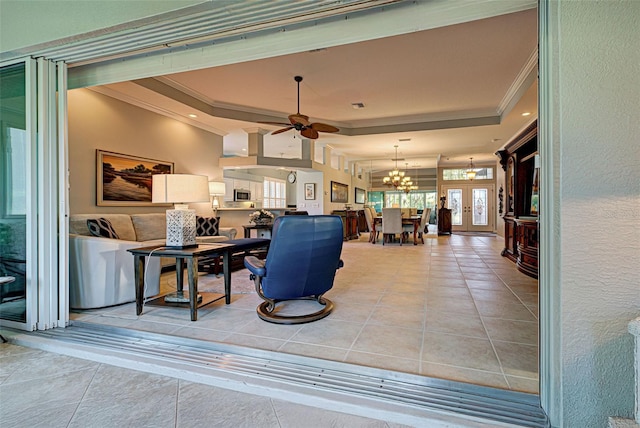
96, 150, 174, 206
304, 183, 316, 200
355, 187, 366, 204
330, 181, 348, 203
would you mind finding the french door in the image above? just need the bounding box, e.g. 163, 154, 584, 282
443, 184, 494, 232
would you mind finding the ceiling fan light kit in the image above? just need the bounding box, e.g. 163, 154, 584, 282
259, 76, 339, 140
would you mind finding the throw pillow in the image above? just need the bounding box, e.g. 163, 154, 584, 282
196, 216, 220, 236
87, 218, 120, 239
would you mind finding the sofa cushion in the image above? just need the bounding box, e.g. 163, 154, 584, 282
87, 218, 120, 239
70, 214, 137, 241
196, 216, 220, 236
130, 213, 166, 242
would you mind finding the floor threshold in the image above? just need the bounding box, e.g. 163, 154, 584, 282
7, 322, 548, 427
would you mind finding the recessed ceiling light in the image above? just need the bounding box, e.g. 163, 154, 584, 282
351, 102, 365, 109
242, 148, 246, 151
188, 114, 198, 118
522, 112, 531, 116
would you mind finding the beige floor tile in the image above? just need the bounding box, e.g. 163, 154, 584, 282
425, 311, 488, 339
367, 305, 425, 330
483, 318, 538, 345
420, 362, 509, 390
290, 318, 363, 349
422, 331, 502, 372
345, 350, 421, 374
475, 300, 537, 321
493, 341, 538, 378
278, 342, 349, 362
505, 375, 539, 394
350, 324, 423, 360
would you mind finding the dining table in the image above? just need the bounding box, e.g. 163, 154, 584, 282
371, 215, 422, 245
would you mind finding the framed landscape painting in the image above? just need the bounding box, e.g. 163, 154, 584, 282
355, 187, 366, 204
330, 181, 348, 203
97, 150, 173, 206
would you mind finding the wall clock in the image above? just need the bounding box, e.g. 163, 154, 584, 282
287, 171, 297, 183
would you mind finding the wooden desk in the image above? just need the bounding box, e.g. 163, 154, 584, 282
372, 216, 422, 245
128, 243, 233, 321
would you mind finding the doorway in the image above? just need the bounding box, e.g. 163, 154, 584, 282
442, 184, 494, 232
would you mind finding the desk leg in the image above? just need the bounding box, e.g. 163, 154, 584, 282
223, 248, 231, 304
414, 222, 419, 245
371, 222, 376, 244
187, 257, 198, 321
134, 255, 145, 315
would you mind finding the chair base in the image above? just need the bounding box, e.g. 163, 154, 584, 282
256, 296, 334, 325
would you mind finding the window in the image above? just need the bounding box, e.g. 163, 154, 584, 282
263, 178, 286, 208
383, 191, 437, 210
443, 168, 493, 180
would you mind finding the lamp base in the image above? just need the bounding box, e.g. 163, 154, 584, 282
164, 291, 202, 304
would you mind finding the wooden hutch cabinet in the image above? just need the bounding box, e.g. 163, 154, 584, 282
332, 210, 359, 241
496, 121, 539, 278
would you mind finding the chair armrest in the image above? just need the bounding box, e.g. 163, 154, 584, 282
219, 227, 237, 240
244, 255, 266, 277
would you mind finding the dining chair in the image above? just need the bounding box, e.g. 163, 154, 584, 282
363, 207, 378, 243
382, 208, 403, 245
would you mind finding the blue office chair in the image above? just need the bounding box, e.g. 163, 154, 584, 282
244, 215, 344, 324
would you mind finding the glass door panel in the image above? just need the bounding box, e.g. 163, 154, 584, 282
447, 188, 463, 226
472, 188, 488, 226
0, 63, 28, 323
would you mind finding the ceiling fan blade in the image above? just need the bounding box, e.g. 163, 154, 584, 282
310, 122, 339, 133
289, 113, 310, 126
301, 127, 319, 139
258, 121, 291, 127
271, 126, 294, 135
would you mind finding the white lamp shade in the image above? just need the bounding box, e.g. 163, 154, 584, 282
152, 174, 210, 204
208, 181, 226, 196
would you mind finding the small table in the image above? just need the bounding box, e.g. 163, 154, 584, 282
243, 223, 273, 239
128, 243, 233, 321
372, 216, 422, 245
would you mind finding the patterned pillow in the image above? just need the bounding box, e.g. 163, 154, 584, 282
87, 218, 120, 239
196, 216, 220, 236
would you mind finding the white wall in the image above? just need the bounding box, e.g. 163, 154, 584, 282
68, 88, 223, 216
550, 1, 640, 425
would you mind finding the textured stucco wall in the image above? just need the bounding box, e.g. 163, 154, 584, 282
555, 1, 640, 425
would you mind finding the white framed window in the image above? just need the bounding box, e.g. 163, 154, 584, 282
263, 178, 286, 208
443, 168, 493, 180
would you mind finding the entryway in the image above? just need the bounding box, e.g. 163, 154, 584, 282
442, 185, 495, 233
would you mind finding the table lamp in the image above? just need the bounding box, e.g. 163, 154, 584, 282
208, 181, 226, 216
152, 174, 210, 249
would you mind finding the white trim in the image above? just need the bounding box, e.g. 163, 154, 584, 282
58, 62, 69, 328
538, 0, 561, 425
497, 48, 539, 117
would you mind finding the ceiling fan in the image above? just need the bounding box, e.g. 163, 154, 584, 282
259, 75, 339, 140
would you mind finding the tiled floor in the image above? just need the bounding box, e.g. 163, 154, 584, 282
71, 230, 539, 394
0, 343, 412, 428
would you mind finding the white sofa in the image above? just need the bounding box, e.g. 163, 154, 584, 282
69, 213, 237, 309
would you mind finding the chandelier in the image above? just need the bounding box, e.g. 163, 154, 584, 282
466, 157, 477, 180
397, 163, 418, 194
383, 145, 411, 189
